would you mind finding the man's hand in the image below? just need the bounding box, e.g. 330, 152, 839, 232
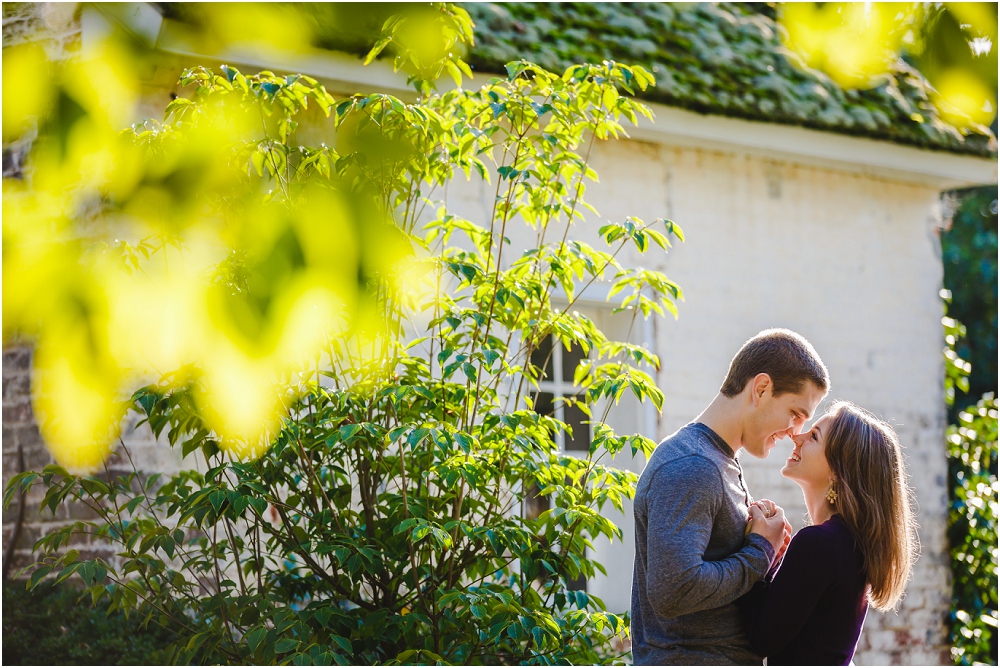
748, 499, 791, 557
754, 499, 793, 560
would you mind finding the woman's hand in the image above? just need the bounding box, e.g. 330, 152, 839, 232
749, 499, 792, 559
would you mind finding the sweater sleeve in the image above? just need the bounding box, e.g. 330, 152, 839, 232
736, 525, 837, 658
644, 456, 775, 619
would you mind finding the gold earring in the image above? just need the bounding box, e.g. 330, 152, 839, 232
825, 482, 838, 505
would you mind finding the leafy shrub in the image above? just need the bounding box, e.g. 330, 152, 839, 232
2, 581, 176, 665
946, 394, 998, 665
944, 297, 998, 664
5, 39, 683, 667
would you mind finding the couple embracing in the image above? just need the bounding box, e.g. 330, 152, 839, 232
631, 329, 919, 665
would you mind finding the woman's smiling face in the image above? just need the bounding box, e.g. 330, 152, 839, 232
781, 413, 835, 486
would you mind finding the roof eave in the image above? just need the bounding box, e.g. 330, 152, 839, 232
630, 103, 997, 190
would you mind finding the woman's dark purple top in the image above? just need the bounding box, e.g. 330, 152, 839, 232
736, 514, 869, 665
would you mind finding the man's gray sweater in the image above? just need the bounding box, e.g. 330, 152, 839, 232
631, 422, 775, 665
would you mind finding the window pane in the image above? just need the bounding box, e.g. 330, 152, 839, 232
561, 343, 586, 384
529, 336, 553, 382
534, 391, 554, 417
567, 573, 587, 592
563, 395, 591, 452
524, 481, 550, 521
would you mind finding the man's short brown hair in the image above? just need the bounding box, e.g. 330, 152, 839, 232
720, 329, 829, 398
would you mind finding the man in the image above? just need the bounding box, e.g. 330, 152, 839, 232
631, 329, 829, 665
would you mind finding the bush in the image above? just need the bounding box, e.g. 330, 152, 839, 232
943, 276, 998, 665
946, 394, 998, 665
5, 40, 683, 668
2, 581, 175, 665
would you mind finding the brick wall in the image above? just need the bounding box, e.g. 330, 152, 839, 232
1, 346, 124, 579
2, 347, 49, 578
2, 345, 187, 580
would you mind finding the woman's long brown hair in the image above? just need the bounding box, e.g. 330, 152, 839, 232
823, 401, 919, 611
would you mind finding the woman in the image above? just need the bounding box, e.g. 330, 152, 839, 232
737, 401, 919, 665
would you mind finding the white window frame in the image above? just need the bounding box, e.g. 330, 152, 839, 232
532, 336, 591, 454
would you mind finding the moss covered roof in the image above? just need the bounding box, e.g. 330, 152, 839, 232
463, 2, 996, 157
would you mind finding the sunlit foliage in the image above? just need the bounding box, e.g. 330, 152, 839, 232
2, 4, 478, 471
780, 3, 998, 130
946, 395, 998, 665
943, 298, 999, 665
943, 290, 973, 409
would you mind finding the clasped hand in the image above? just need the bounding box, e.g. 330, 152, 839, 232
748, 499, 792, 560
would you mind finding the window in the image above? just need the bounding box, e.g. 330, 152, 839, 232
529, 335, 591, 452
525, 335, 590, 592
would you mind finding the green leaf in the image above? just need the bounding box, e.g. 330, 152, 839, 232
364, 37, 392, 66
250, 150, 266, 177
505, 60, 528, 80
29, 565, 52, 590
3, 472, 38, 507
330, 636, 352, 655
245, 626, 268, 654
394, 518, 419, 535
123, 496, 144, 514
209, 490, 226, 513
339, 424, 363, 443
275, 638, 301, 654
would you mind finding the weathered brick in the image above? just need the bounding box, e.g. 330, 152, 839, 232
2, 452, 20, 474
2, 401, 32, 425
15, 424, 43, 448
2, 500, 26, 527
23, 442, 53, 471
14, 524, 41, 550
2, 347, 31, 371
2, 425, 18, 451
2, 373, 30, 400
67, 500, 102, 521
6, 550, 38, 575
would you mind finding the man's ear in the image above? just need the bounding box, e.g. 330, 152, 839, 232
750, 373, 772, 407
